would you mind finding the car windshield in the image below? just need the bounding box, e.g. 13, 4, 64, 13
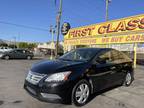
59, 49, 97, 62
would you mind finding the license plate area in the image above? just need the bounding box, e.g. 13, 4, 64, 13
27, 86, 36, 95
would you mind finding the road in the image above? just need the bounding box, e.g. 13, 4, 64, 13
0, 59, 144, 108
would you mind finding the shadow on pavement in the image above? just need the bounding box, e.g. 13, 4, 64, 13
87, 85, 121, 104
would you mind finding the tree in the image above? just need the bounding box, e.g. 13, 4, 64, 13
28, 43, 37, 49
8, 44, 17, 48
19, 42, 28, 49
0, 43, 8, 47
19, 42, 37, 49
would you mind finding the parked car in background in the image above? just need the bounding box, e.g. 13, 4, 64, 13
0, 49, 34, 60
24, 48, 134, 106
0, 47, 12, 53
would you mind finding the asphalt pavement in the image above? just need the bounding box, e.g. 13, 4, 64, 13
0, 59, 144, 108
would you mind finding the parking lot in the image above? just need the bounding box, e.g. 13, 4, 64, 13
0, 59, 144, 108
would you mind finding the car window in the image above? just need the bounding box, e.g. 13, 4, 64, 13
59, 49, 97, 62
111, 50, 122, 63
16, 50, 24, 53
96, 51, 112, 64
25, 50, 30, 54
111, 50, 131, 63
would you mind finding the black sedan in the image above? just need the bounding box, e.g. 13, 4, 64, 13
0, 49, 34, 60
24, 48, 134, 106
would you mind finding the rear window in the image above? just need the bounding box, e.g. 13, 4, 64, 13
111, 50, 132, 63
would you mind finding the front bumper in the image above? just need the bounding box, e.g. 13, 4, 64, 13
24, 80, 74, 103
0, 54, 3, 58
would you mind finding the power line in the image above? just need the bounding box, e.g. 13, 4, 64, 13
0, 21, 49, 31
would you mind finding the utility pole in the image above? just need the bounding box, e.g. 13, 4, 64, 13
105, 0, 109, 21
13, 36, 16, 49
17, 33, 20, 48
56, 0, 62, 57
50, 25, 55, 59
105, 0, 111, 49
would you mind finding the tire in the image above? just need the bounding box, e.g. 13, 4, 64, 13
27, 56, 32, 60
123, 72, 133, 87
4, 55, 10, 60
72, 79, 90, 106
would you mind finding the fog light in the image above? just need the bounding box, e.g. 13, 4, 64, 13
41, 93, 61, 99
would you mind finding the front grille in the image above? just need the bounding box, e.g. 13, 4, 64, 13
26, 71, 46, 85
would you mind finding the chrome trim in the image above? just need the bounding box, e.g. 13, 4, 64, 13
88, 71, 113, 77
26, 71, 46, 85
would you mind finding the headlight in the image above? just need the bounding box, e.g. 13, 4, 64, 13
45, 71, 71, 82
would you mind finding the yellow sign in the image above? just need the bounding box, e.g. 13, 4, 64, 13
64, 14, 144, 39
64, 34, 144, 45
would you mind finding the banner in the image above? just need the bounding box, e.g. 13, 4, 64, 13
64, 34, 144, 46
64, 14, 144, 39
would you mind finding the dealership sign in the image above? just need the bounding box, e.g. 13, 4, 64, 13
64, 14, 144, 39
64, 34, 144, 45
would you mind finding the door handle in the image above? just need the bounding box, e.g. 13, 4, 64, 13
110, 66, 116, 70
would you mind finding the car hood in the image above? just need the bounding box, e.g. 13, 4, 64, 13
31, 59, 86, 74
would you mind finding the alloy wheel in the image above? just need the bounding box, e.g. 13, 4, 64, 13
125, 73, 132, 85
75, 83, 90, 104
5, 56, 9, 60
27, 56, 31, 60
72, 80, 91, 106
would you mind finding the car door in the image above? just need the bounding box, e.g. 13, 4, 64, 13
7, 50, 16, 58
12, 50, 20, 59
14, 50, 25, 59
107, 50, 127, 86
89, 50, 115, 92
21, 50, 28, 59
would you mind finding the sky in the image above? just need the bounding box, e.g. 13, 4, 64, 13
0, 0, 143, 42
